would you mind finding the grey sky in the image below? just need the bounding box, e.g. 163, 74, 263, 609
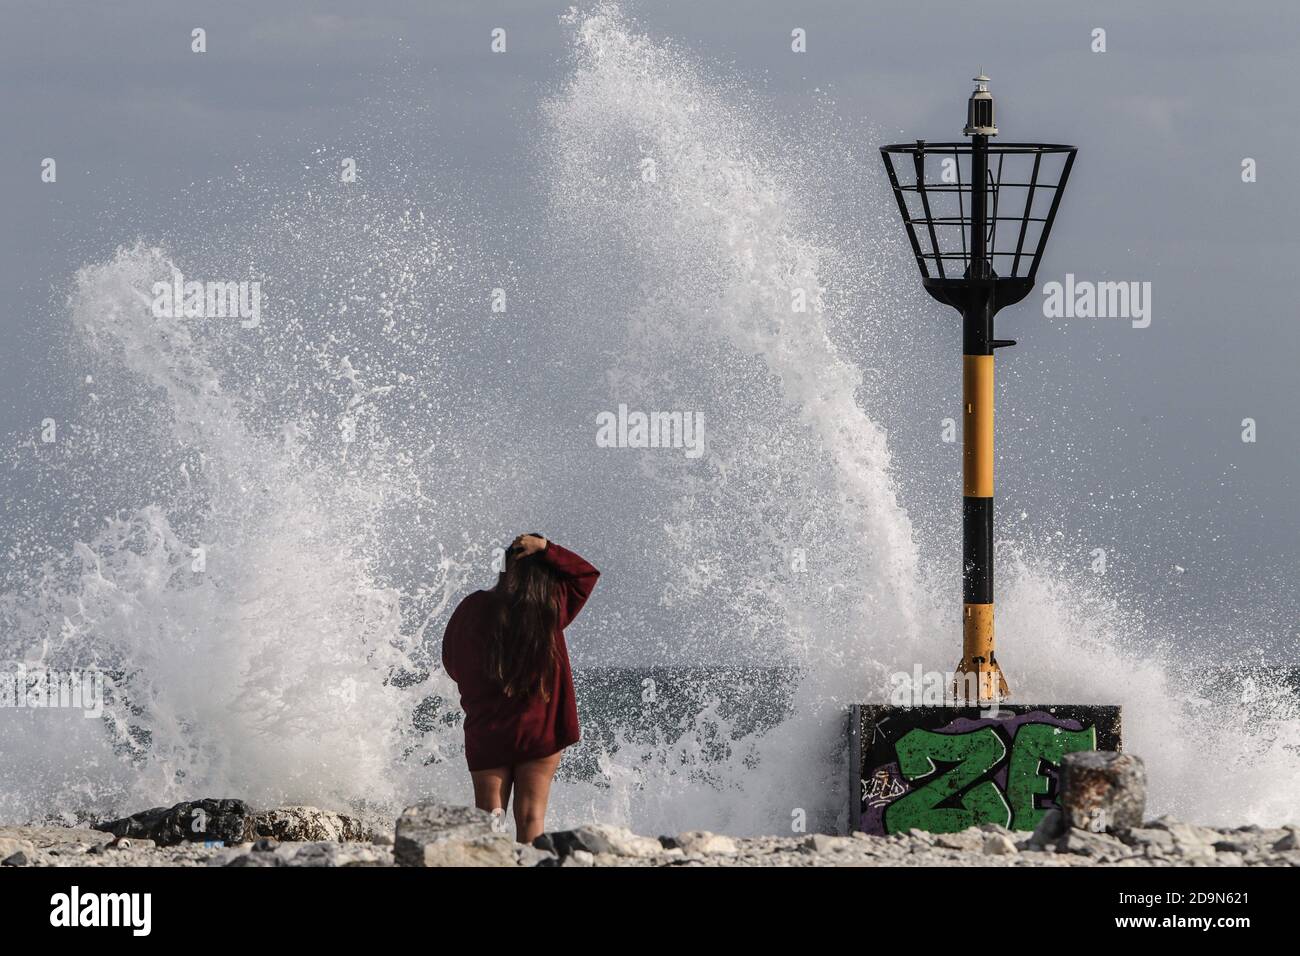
2, 1, 1296, 660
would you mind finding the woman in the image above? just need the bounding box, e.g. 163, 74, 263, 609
441, 533, 599, 843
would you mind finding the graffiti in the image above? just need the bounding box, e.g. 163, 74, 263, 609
1006, 723, 1097, 831
863, 768, 906, 807
886, 727, 1012, 833
850, 705, 1122, 835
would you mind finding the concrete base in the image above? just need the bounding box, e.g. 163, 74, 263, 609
850, 705, 1122, 835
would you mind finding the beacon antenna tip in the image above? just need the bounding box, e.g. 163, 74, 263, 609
964, 73, 998, 137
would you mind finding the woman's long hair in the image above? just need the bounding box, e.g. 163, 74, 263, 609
486, 550, 561, 700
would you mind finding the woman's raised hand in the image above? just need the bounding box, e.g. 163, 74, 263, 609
511, 533, 548, 557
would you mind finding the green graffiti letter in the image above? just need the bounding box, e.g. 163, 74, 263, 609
884, 728, 1010, 834
1006, 723, 1097, 830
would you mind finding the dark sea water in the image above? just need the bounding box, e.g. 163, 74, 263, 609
564, 666, 801, 780
424, 662, 1300, 783
414, 665, 800, 780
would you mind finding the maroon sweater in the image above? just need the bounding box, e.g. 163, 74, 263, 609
441, 542, 600, 771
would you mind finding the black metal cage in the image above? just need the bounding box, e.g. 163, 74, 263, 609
880, 141, 1076, 308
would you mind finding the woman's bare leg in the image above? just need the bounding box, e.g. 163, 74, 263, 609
470, 766, 513, 834
511, 751, 563, 844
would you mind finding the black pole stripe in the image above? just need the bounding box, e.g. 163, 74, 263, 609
962, 496, 993, 604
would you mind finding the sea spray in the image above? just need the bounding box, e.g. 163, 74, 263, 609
537, 3, 928, 833
0, 245, 422, 820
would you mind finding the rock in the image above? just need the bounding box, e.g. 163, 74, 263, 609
1059, 827, 1130, 858
803, 833, 853, 853
1154, 816, 1222, 837
935, 828, 987, 852
371, 832, 394, 847
394, 803, 513, 867
3, 851, 30, 866
0, 826, 111, 850
426, 835, 518, 866
1118, 827, 1175, 850
94, 799, 254, 847
224, 840, 393, 867
0, 837, 36, 862
537, 824, 660, 859
223, 851, 282, 867
534, 828, 611, 858
563, 849, 595, 867
252, 838, 278, 852
983, 833, 1018, 856
574, 824, 663, 858
283, 842, 391, 867
1060, 751, 1145, 832
675, 831, 738, 855
1213, 840, 1251, 854
251, 806, 373, 843
109, 837, 155, 850
513, 844, 557, 867
979, 822, 1014, 836
1146, 817, 1221, 856
1272, 830, 1299, 851
1024, 809, 1065, 850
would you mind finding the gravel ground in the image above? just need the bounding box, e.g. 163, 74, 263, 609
3, 811, 1298, 867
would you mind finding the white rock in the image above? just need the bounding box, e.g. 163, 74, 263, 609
394, 803, 505, 867
0, 826, 111, 849
804, 833, 853, 853
578, 824, 663, 858
109, 837, 157, 850
563, 849, 595, 867
252, 806, 372, 843
935, 829, 986, 852
675, 830, 738, 855
513, 844, 557, 867
983, 833, 1018, 856
1150, 817, 1219, 845
417, 835, 516, 867
1122, 828, 1174, 849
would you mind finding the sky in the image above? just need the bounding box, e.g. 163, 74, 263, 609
1, 0, 1296, 661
